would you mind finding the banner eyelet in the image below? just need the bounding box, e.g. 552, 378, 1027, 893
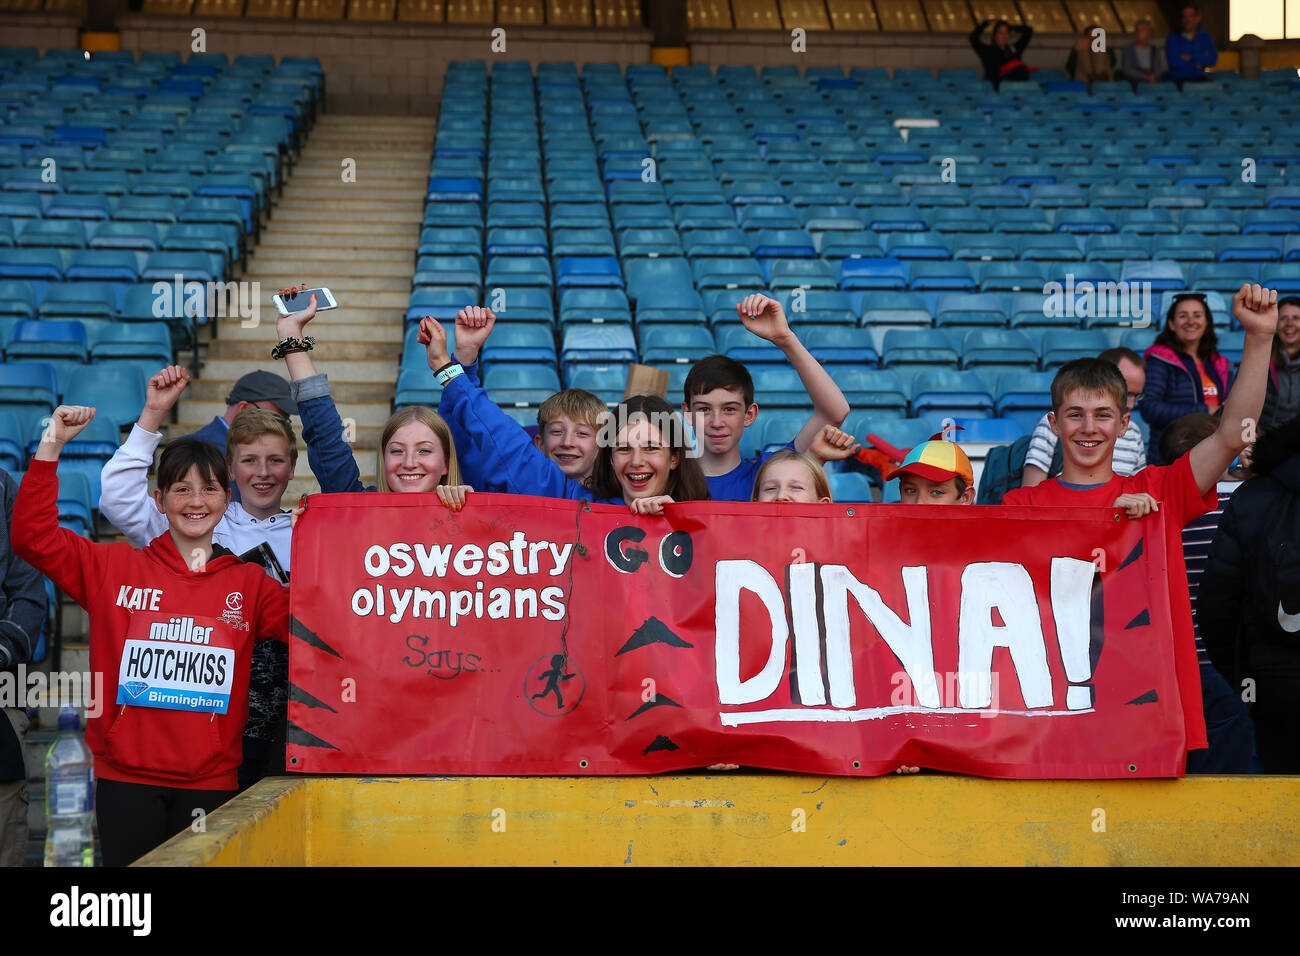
579, 759, 589, 769
852, 760, 861, 769
1127, 763, 1138, 773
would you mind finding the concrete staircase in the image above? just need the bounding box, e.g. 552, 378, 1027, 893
20, 113, 435, 864
175, 113, 435, 496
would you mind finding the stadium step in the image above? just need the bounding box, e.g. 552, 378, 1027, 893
174, 112, 433, 498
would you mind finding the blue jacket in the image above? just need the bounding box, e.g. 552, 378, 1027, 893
439, 367, 621, 504
1139, 343, 1232, 465
439, 361, 513, 494
292, 373, 373, 493
1165, 28, 1217, 79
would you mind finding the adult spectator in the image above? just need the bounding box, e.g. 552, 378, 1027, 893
0, 467, 50, 868
1262, 296, 1300, 432
189, 371, 298, 505
1197, 415, 1300, 772
969, 18, 1033, 89
1165, 4, 1217, 89
1119, 18, 1166, 88
1139, 293, 1231, 466
1022, 348, 1147, 487
1066, 24, 1114, 88
189, 370, 297, 450
1159, 414, 1253, 772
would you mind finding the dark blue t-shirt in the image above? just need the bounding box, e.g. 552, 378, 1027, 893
705, 443, 794, 501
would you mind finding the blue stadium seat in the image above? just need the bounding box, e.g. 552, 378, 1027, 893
766, 258, 837, 290
635, 288, 706, 323
749, 366, 816, 408
141, 251, 217, 284
638, 323, 714, 364
6, 320, 89, 369
0, 362, 59, 436
840, 257, 908, 291
563, 365, 628, 404
994, 369, 1056, 433
89, 222, 163, 252
406, 287, 480, 324
16, 220, 87, 250
551, 227, 617, 257
828, 471, 874, 503
88, 322, 172, 383
801, 326, 878, 365
880, 329, 958, 369
910, 369, 995, 420
65, 249, 141, 285
560, 324, 637, 368
1216, 330, 1246, 364
0, 281, 38, 320
484, 255, 551, 290
393, 367, 441, 410
487, 201, 546, 229
58, 363, 146, 425
1216, 235, 1283, 262
691, 257, 765, 291
556, 255, 624, 290
959, 328, 1037, 371
1120, 259, 1186, 291
484, 363, 562, 406
624, 257, 691, 302
1149, 234, 1216, 262
714, 324, 783, 364
907, 261, 975, 291
1039, 329, 1111, 369
780, 289, 857, 326
950, 417, 1026, 444
1259, 263, 1300, 292
559, 288, 632, 325
39, 283, 118, 319
0, 410, 24, 472
25, 411, 120, 506
977, 261, 1046, 292
934, 292, 1006, 328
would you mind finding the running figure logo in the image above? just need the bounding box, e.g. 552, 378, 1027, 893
524, 653, 585, 716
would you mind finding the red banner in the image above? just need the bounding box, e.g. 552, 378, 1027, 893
287, 494, 1189, 779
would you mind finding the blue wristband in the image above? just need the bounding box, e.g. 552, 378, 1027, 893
435, 363, 464, 387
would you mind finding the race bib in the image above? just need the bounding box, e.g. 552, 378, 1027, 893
115, 613, 236, 714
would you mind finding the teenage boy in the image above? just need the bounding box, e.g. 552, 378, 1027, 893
438, 319, 606, 488
188, 370, 297, 505
683, 293, 850, 501
1023, 348, 1147, 487
1003, 284, 1279, 754
888, 439, 978, 505
100, 365, 295, 574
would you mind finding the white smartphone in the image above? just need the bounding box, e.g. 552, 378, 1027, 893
273, 287, 338, 315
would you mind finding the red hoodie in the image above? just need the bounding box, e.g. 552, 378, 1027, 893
12, 458, 289, 790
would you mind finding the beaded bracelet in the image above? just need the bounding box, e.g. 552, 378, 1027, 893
271, 335, 316, 360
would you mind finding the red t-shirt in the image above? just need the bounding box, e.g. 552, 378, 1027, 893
1196, 360, 1221, 408
1004, 455, 1214, 750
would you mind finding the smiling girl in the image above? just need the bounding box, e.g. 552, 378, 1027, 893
14, 407, 289, 866
430, 307, 709, 512
1139, 293, 1233, 465
274, 294, 471, 509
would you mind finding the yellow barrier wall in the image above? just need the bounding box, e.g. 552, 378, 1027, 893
139, 775, 1300, 866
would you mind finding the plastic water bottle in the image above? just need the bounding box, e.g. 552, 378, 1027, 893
44, 705, 95, 867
